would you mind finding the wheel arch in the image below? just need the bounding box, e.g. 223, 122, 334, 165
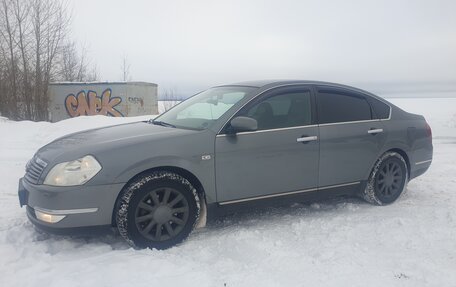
111, 166, 206, 227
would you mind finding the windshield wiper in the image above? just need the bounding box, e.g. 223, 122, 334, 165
150, 119, 176, 128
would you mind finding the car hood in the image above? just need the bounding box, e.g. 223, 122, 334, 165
36, 121, 198, 162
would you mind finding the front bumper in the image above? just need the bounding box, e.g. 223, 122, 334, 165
26, 206, 113, 235
18, 178, 125, 231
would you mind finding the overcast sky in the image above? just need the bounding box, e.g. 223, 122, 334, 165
69, 0, 456, 96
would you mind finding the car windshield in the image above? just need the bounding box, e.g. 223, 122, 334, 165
152, 86, 256, 130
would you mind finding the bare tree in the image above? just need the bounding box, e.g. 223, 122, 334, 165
59, 41, 98, 82
31, 0, 71, 120
86, 64, 98, 81
12, 0, 32, 118
161, 88, 180, 112
0, 0, 101, 120
0, 0, 19, 118
120, 54, 130, 81
0, 44, 7, 116
0, 0, 73, 120
60, 41, 79, 81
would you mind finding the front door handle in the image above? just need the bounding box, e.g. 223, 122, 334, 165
368, 128, 383, 134
297, 135, 318, 143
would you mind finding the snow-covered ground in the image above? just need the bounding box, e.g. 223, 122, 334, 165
0, 97, 455, 287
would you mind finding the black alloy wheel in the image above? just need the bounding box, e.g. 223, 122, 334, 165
362, 151, 408, 205
134, 187, 190, 241
375, 160, 405, 202
116, 171, 199, 250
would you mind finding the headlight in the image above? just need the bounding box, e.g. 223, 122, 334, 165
43, 155, 102, 186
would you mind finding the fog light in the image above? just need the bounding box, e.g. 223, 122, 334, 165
35, 210, 66, 223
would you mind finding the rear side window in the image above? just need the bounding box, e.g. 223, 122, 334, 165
367, 97, 390, 119
317, 89, 372, 124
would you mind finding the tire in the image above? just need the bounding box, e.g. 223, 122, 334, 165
116, 171, 200, 249
362, 151, 408, 205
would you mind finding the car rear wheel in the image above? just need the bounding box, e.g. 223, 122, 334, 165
116, 171, 200, 249
362, 151, 408, 205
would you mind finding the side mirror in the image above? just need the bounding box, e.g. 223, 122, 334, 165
230, 116, 258, 133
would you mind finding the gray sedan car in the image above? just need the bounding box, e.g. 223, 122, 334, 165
18, 80, 433, 249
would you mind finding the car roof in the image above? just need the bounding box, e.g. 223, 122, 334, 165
224, 80, 379, 98
228, 79, 358, 89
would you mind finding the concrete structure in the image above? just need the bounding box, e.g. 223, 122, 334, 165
48, 82, 158, 122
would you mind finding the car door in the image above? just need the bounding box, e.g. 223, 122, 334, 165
316, 86, 387, 187
215, 86, 319, 203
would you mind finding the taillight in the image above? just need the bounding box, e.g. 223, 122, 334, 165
425, 122, 432, 138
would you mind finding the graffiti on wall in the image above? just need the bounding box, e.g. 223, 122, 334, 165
65, 88, 124, 117
128, 97, 144, 107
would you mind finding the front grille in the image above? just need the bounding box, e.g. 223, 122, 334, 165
25, 156, 47, 184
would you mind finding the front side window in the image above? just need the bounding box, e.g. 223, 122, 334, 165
154, 86, 256, 130
244, 91, 312, 130
317, 89, 372, 124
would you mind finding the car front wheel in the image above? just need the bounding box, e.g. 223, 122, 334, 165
116, 171, 200, 249
362, 151, 408, 205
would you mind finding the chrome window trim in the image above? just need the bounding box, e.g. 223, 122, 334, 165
218, 181, 360, 205
383, 104, 392, 120
415, 159, 432, 165
216, 83, 392, 136
216, 124, 318, 137
318, 119, 382, 127
33, 206, 98, 215
216, 118, 389, 137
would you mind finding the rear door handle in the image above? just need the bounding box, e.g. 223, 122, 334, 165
297, 136, 318, 143
368, 128, 383, 134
